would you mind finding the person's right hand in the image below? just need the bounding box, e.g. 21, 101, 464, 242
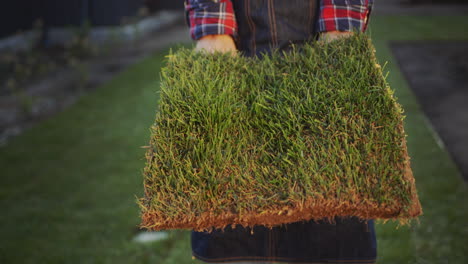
195, 34, 237, 55
319, 31, 354, 43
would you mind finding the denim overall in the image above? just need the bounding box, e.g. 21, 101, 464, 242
192, 0, 377, 263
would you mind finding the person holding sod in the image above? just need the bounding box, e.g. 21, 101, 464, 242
184, 0, 376, 263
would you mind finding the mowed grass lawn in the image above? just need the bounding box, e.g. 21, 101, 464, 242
1, 16, 467, 264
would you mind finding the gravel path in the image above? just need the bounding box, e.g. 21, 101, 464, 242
392, 41, 468, 181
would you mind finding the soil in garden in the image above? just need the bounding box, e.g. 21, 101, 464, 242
0, 19, 190, 146
391, 41, 468, 181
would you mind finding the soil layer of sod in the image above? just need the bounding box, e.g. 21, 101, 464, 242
139, 34, 422, 231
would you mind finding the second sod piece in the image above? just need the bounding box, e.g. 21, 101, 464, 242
139, 34, 422, 231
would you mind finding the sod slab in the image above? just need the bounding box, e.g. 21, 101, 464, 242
139, 34, 422, 231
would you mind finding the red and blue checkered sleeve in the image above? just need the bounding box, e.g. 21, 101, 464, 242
316, 0, 374, 33
184, 0, 238, 40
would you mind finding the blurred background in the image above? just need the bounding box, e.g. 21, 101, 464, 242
0, 0, 467, 263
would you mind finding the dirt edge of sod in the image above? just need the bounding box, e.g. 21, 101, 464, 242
140, 123, 422, 232
142, 200, 421, 232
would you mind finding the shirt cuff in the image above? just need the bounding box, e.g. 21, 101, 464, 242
184, 0, 238, 40
316, 0, 373, 33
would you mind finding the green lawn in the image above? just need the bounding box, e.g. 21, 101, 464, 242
1, 15, 467, 264
370, 15, 468, 263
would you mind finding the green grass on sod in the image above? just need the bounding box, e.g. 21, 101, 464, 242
140, 34, 421, 231
0, 16, 467, 264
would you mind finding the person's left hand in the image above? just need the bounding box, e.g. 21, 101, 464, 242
195, 34, 237, 55
319, 31, 354, 43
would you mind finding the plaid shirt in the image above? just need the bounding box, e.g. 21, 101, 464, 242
184, 0, 374, 40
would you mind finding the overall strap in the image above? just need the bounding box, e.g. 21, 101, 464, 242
233, 0, 319, 57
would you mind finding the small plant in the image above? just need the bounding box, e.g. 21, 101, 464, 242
8, 82, 35, 117
17, 92, 35, 117
65, 20, 97, 59
74, 62, 89, 91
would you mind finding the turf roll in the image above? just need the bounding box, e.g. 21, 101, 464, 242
139, 34, 422, 231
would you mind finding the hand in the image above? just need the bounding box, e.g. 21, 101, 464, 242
195, 34, 237, 55
319, 31, 354, 43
